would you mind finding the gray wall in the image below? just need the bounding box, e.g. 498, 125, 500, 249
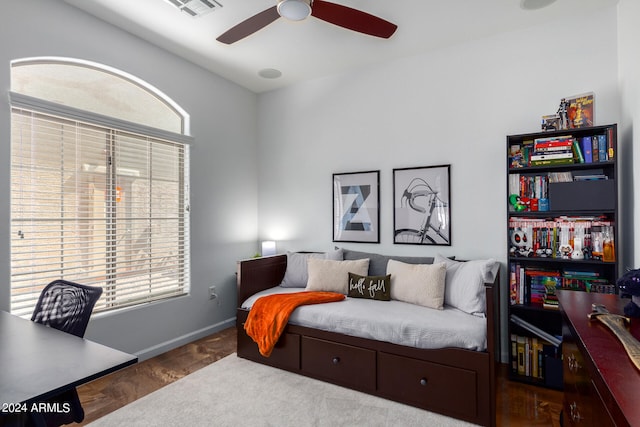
0, 0, 259, 359
256, 5, 624, 362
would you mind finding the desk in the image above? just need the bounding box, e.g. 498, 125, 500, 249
0, 310, 137, 406
558, 291, 640, 427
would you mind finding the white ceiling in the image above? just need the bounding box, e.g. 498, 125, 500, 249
63, 0, 619, 93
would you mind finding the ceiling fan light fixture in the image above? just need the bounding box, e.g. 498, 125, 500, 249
520, 0, 557, 10
277, 0, 312, 21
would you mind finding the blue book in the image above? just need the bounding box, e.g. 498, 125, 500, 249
581, 136, 593, 163
598, 134, 608, 161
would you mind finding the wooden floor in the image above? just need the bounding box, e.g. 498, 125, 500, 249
77, 327, 562, 426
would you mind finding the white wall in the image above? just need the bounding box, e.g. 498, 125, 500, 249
0, 0, 259, 359
618, 0, 640, 268
257, 6, 621, 361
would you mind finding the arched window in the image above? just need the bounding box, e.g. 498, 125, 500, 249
10, 58, 192, 316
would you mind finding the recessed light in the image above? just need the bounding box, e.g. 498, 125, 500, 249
258, 68, 282, 79
520, 0, 556, 10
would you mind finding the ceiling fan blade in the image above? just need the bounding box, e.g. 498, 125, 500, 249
311, 0, 397, 39
217, 6, 280, 44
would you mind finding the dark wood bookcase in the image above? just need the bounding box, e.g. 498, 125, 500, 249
506, 124, 619, 390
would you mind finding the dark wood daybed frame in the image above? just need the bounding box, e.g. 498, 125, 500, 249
236, 254, 500, 426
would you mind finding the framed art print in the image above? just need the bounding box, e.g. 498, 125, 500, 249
393, 165, 451, 245
333, 170, 380, 243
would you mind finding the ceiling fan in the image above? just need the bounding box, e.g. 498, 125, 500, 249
216, 0, 397, 44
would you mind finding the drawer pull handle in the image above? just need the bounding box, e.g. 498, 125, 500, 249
569, 401, 583, 422
332, 357, 340, 365
567, 353, 581, 373
419, 378, 428, 386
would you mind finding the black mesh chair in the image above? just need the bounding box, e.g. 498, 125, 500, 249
29, 280, 103, 427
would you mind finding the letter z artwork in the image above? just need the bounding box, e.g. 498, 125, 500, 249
340, 185, 372, 232
333, 171, 380, 243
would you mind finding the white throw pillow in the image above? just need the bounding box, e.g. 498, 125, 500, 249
280, 249, 343, 288
306, 258, 370, 294
386, 259, 446, 310
434, 254, 498, 315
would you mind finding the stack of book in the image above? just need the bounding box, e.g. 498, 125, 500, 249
509, 129, 615, 169
562, 270, 615, 294
530, 136, 576, 166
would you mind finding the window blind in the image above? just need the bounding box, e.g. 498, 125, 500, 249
10, 107, 190, 317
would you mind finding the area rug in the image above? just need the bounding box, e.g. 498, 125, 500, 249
87, 354, 477, 427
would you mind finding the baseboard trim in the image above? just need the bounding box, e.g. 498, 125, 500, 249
136, 317, 236, 361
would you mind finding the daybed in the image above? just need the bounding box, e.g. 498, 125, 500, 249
236, 249, 500, 426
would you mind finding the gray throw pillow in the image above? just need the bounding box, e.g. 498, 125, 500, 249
280, 249, 343, 288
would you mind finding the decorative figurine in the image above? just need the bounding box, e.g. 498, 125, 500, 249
557, 98, 569, 130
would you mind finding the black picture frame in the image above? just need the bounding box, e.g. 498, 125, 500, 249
393, 165, 451, 246
333, 170, 380, 243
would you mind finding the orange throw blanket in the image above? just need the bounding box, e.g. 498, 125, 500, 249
244, 291, 345, 357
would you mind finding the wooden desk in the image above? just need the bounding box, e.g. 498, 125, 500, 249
558, 291, 640, 427
0, 310, 137, 407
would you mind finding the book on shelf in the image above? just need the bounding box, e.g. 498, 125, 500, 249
598, 134, 608, 161
530, 158, 575, 166
509, 262, 615, 307
548, 171, 573, 183
580, 136, 593, 163
509, 126, 614, 169
561, 269, 615, 293
572, 138, 585, 163
573, 174, 608, 181
530, 152, 573, 161
533, 136, 573, 151
607, 127, 615, 159
592, 136, 600, 162
510, 333, 558, 381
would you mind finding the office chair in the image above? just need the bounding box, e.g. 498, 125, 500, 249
30, 280, 103, 427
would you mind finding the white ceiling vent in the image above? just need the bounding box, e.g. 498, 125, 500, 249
165, 0, 223, 17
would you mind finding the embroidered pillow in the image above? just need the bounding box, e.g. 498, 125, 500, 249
306, 258, 370, 294
347, 272, 391, 301
386, 259, 446, 309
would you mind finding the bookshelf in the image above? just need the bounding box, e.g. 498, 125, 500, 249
506, 124, 619, 390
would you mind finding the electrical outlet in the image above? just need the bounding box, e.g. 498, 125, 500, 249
209, 285, 218, 300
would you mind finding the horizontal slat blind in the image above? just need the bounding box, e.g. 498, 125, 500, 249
11, 107, 190, 317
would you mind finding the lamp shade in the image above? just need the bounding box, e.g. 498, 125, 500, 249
261, 241, 277, 256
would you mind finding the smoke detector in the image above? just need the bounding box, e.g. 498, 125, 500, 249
164, 0, 223, 17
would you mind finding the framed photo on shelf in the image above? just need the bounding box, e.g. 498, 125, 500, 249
333, 170, 380, 243
565, 92, 594, 129
393, 165, 451, 246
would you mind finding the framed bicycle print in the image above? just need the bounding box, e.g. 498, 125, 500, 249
393, 165, 451, 246
333, 170, 380, 243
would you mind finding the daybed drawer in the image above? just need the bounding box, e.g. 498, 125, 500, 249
301, 336, 376, 392
377, 352, 478, 419
237, 329, 301, 371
